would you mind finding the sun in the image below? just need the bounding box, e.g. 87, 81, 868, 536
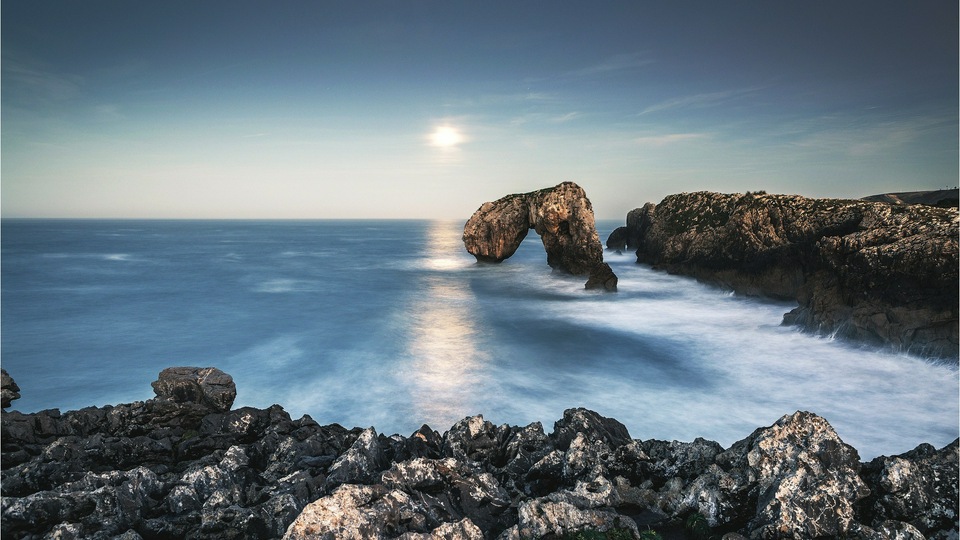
430, 126, 462, 148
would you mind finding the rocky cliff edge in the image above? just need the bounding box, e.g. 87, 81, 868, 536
2, 368, 957, 539
610, 191, 959, 358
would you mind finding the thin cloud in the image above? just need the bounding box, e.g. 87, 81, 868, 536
638, 87, 764, 115
786, 112, 954, 157
2, 53, 83, 102
443, 91, 560, 109
508, 111, 581, 126
566, 52, 654, 78
550, 112, 580, 123
94, 104, 124, 121
634, 133, 709, 146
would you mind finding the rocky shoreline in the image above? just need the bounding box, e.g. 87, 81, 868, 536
2, 367, 956, 539
607, 191, 959, 358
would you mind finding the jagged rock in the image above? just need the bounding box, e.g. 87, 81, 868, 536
859, 439, 960, 538
640, 437, 724, 484
151, 367, 237, 412
629, 191, 959, 357
1, 369, 20, 409
551, 408, 632, 451
462, 182, 616, 288
607, 202, 657, 252
381, 457, 514, 534
282, 483, 430, 539
499, 421, 553, 477
399, 518, 484, 539
585, 262, 618, 291
673, 411, 870, 538
389, 424, 444, 462
324, 427, 388, 489
2, 369, 957, 539
498, 475, 640, 539
441, 415, 509, 465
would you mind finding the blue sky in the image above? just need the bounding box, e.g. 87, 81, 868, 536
3, 1, 957, 219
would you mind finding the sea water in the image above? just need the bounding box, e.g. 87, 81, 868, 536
2, 219, 957, 459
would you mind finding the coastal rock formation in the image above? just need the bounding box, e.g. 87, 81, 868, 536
463, 182, 617, 290
151, 366, 237, 412
1, 369, 957, 539
620, 191, 959, 357
606, 203, 656, 252
1, 369, 20, 409
862, 189, 959, 208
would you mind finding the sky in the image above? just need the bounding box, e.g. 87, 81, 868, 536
2, 1, 957, 219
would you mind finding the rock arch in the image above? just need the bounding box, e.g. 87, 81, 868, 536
462, 182, 617, 290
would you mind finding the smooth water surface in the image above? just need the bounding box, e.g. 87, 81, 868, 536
2, 219, 957, 458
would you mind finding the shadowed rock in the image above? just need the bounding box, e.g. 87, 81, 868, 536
1, 369, 20, 409
627, 191, 959, 357
606, 202, 657, 252
463, 182, 616, 290
2, 368, 956, 539
151, 366, 237, 412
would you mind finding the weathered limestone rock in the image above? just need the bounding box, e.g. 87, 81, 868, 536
859, 439, 960, 538
151, 366, 237, 412
607, 202, 657, 252
628, 191, 959, 357
499, 480, 641, 539
2, 368, 957, 539
1, 369, 20, 409
324, 427, 389, 489
659, 412, 872, 538
282, 484, 429, 539
551, 407, 632, 452
738, 411, 870, 539
463, 182, 616, 289
585, 262, 618, 291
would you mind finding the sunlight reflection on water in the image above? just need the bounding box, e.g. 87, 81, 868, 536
404, 221, 488, 427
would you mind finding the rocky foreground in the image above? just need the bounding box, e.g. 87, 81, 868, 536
2, 368, 957, 539
607, 192, 959, 358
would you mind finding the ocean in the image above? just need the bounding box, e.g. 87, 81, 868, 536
1, 218, 957, 459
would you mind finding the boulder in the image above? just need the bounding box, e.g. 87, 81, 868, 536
630, 191, 959, 357
463, 182, 616, 288
1, 369, 20, 409
585, 262, 618, 291
859, 439, 960, 537
551, 408, 632, 451
151, 366, 237, 412
668, 411, 870, 537
282, 483, 430, 539
324, 427, 389, 489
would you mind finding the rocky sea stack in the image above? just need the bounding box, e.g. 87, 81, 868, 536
2, 368, 957, 539
609, 191, 959, 358
462, 182, 617, 291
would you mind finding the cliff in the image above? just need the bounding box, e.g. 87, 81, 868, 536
615, 191, 959, 358
2, 368, 957, 539
463, 182, 617, 291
